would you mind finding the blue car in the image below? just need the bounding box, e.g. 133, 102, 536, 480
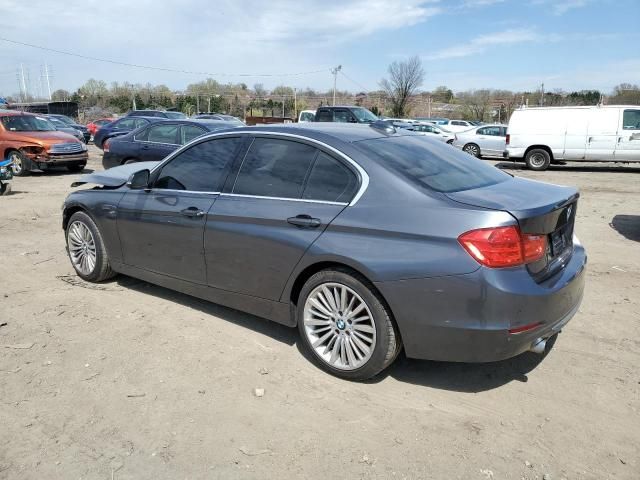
93, 116, 164, 150
102, 119, 240, 168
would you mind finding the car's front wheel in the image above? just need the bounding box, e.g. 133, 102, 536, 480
297, 269, 401, 380
8, 151, 30, 176
65, 211, 116, 282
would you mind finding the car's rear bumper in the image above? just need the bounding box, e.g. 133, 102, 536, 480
375, 243, 587, 362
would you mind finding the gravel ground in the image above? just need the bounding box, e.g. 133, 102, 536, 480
1, 146, 639, 480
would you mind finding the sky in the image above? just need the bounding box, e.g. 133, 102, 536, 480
0, 0, 639, 97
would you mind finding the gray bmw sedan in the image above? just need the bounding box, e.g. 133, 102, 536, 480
62, 122, 586, 380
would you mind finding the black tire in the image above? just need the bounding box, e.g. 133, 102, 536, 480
7, 150, 30, 177
67, 164, 86, 172
65, 211, 116, 282
525, 148, 551, 171
297, 268, 401, 380
463, 143, 481, 158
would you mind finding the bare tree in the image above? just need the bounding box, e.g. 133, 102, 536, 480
379, 56, 424, 117
456, 89, 492, 121
253, 83, 267, 98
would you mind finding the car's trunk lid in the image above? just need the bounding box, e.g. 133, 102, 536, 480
446, 177, 579, 281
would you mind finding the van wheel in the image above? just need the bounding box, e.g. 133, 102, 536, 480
525, 149, 551, 171
297, 268, 401, 381
463, 143, 481, 158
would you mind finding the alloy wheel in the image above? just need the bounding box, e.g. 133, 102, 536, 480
464, 144, 480, 157
9, 152, 23, 175
67, 221, 97, 276
303, 282, 376, 371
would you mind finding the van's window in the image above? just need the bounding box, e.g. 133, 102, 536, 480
233, 138, 316, 199
622, 109, 640, 130
302, 152, 358, 203
357, 136, 509, 193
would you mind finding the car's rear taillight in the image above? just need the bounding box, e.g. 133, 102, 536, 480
458, 226, 547, 268
505, 134, 510, 145
103, 140, 110, 152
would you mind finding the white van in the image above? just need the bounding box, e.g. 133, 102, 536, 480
506, 105, 640, 170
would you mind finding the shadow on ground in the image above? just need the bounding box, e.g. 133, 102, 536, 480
29, 167, 95, 177
495, 161, 640, 173
610, 215, 640, 242
113, 275, 552, 393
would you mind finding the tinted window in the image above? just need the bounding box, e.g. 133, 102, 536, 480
622, 109, 640, 130
452, 121, 467, 126
357, 136, 509, 193
233, 138, 316, 199
181, 125, 206, 144
147, 124, 179, 144
302, 152, 358, 202
315, 110, 333, 122
115, 118, 137, 129
334, 110, 353, 123
154, 137, 242, 192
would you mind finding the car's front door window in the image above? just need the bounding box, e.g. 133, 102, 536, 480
154, 137, 243, 192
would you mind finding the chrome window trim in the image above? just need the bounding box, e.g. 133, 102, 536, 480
148, 130, 369, 206
148, 188, 221, 195
221, 193, 348, 206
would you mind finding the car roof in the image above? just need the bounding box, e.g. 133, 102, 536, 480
0, 111, 36, 117
209, 122, 420, 143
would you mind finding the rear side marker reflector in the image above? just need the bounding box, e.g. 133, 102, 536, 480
458, 225, 547, 268
508, 322, 541, 334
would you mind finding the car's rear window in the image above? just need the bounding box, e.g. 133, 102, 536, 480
356, 136, 509, 193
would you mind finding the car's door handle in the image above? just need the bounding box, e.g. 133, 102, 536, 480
142, 145, 150, 150
180, 207, 205, 218
287, 214, 321, 228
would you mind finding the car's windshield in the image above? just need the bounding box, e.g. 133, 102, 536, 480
48, 117, 68, 128
351, 108, 378, 123
53, 115, 76, 126
357, 135, 509, 193
165, 111, 187, 119
1, 115, 56, 132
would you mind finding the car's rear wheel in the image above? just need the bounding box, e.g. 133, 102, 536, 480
123, 159, 138, 165
525, 149, 551, 171
66, 211, 116, 282
297, 269, 401, 380
67, 164, 86, 172
8, 151, 30, 177
463, 143, 481, 157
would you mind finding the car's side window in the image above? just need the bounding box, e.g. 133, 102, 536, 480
232, 138, 317, 199
477, 127, 486, 135
154, 137, 243, 192
315, 110, 332, 122
622, 109, 640, 130
302, 152, 358, 203
181, 125, 207, 144
147, 124, 179, 144
333, 110, 351, 123
134, 118, 149, 129
116, 118, 136, 130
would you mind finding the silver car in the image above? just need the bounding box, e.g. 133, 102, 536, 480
453, 124, 507, 158
410, 122, 455, 143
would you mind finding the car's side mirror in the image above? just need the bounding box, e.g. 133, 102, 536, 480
127, 169, 150, 190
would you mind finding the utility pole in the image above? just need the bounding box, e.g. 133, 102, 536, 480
208, 96, 211, 113
196, 93, 200, 114
44, 63, 52, 100
427, 95, 432, 118
20, 64, 28, 101
282, 95, 285, 118
331, 65, 342, 106
540, 82, 545, 106
294, 88, 297, 120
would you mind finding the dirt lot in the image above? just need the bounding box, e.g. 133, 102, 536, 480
1, 146, 639, 480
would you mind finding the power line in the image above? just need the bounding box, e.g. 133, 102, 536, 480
0, 36, 331, 78
340, 70, 370, 93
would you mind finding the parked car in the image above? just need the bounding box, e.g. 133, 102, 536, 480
126, 110, 187, 119
87, 118, 116, 137
102, 119, 240, 168
0, 112, 88, 176
93, 116, 164, 149
414, 117, 449, 125
193, 114, 245, 125
47, 114, 90, 143
453, 124, 507, 158
45, 115, 86, 143
62, 123, 586, 380
314, 106, 378, 123
410, 122, 455, 143
439, 119, 475, 132
298, 110, 316, 122
506, 105, 640, 170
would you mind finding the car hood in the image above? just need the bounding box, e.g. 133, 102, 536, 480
71, 161, 159, 187
445, 176, 578, 221
12, 130, 81, 144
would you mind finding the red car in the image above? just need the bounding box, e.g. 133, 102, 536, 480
86, 118, 115, 136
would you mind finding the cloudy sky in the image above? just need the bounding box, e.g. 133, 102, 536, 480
0, 0, 638, 97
